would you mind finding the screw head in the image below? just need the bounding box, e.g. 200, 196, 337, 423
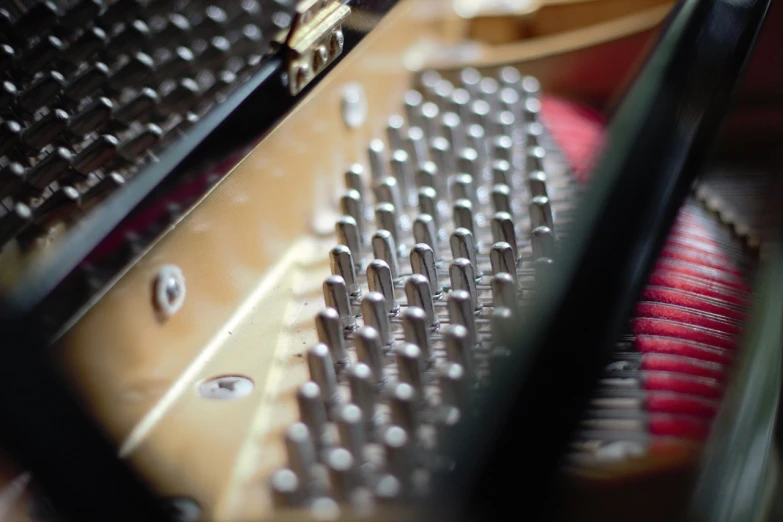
154, 265, 186, 318
197, 375, 254, 399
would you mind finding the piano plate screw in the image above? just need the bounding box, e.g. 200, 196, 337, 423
154, 265, 186, 318
197, 375, 254, 400
164, 497, 201, 522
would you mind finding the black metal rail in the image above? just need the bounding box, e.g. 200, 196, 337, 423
435, 0, 773, 520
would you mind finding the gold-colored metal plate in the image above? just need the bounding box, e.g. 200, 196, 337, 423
51, 1, 672, 520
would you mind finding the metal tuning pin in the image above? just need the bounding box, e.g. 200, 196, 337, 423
361, 292, 393, 348
108, 52, 155, 92
374, 176, 404, 215
159, 78, 200, 117
315, 308, 349, 368
335, 217, 363, 270
451, 88, 471, 124
499, 66, 522, 88
499, 83, 521, 109
114, 88, 159, 127
71, 134, 119, 178
329, 245, 360, 301
479, 77, 499, 105
449, 228, 480, 280
336, 404, 366, 463
530, 195, 555, 230
523, 93, 542, 123
349, 363, 379, 429
451, 173, 477, 209
308, 343, 339, 404
489, 111, 515, 140
453, 199, 476, 239
456, 148, 480, 185
469, 100, 490, 127
63, 27, 107, 68
442, 325, 474, 380
340, 190, 365, 239
419, 101, 440, 139
33, 186, 82, 230
354, 326, 386, 385
63, 62, 110, 105
492, 135, 514, 165
390, 382, 419, 436
17, 109, 69, 155
413, 214, 440, 261
491, 307, 516, 352
441, 112, 464, 151
371, 229, 400, 282
449, 258, 480, 313
527, 122, 544, 147
404, 274, 439, 330
528, 170, 548, 198
396, 343, 425, 394
105, 19, 151, 60
438, 362, 468, 409
0, 81, 16, 112
466, 125, 488, 168
531, 226, 556, 260
432, 79, 454, 112
415, 160, 438, 191
376, 474, 402, 505
491, 212, 519, 260
534, 257, 555, 281
270, 469, 301, 508
437, 405, 461, 455
368, 139, 386, 182
410, 244, 440, 299
386, 115, 405, 151
404, 126, 428, 168
366, 259, 398, 315
118, 123, 162, 163
0, 203, 32, 246
285, 422, 318, 483
459, 67, 481, 97
375, 202, 401, 252
448, 290, 478, 347
492, 272, 518, 310
491, 184, 512, 215
344, 163, 365, 194
429, 137, 453, 192
492, 159, 512, 187
401, 307, 434, 363
0, 163, 25, 200
403, 90, 424, 129
526, 145, 546, 173
490, 242, 518, 285
27, 147, 72, 190
417, 186, 441, 236
382, 425, 413, 491
323, 275, 355, 330
390, 149, 414, 205
297, 382, 329, 445
16, 71, 65, 117
82, 172, 125, 207
67, 97, 113, 142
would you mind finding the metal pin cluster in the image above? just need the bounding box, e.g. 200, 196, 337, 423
0, 0, 293, 248
272, 67, 577, 514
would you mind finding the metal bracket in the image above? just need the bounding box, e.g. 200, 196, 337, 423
279, 0, 351, 95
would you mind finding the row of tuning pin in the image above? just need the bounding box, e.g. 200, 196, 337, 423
0, 0, 278, 246
269, 68, 572, 514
